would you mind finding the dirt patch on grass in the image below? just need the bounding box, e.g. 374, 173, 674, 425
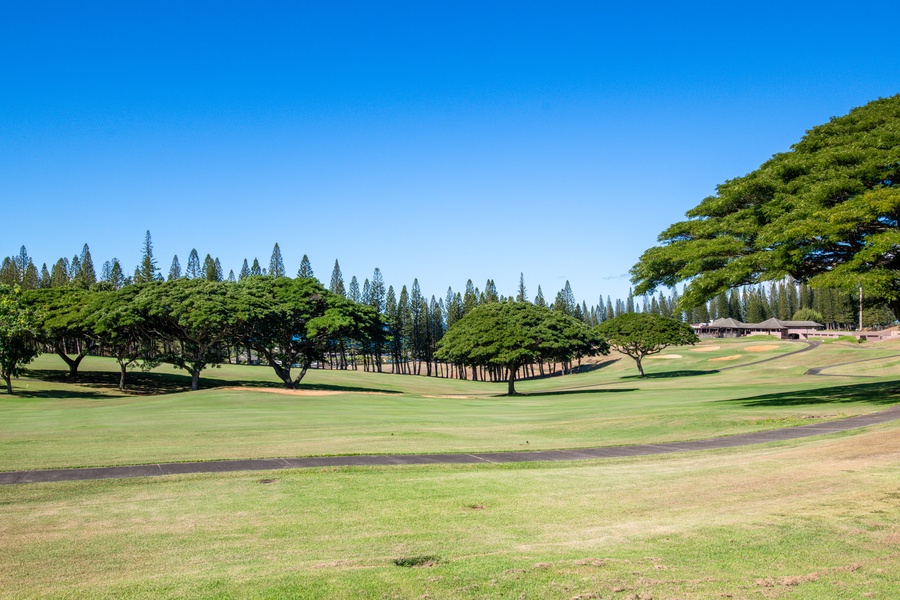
691, 346, 721, 352
651, 354, 682, 359
709, 355, 742, 362
221, 387, 390, 396
745, 345, 780, 352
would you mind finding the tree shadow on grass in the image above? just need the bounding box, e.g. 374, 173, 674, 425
10, 388, 112, 400
24, 369, 218, 396
520, 359, 622, 381
519, 388, 639, 397
234, 381, 401, 394
25, 369, 401, 397
621, 370, 718, 380
722, 381, 900, 407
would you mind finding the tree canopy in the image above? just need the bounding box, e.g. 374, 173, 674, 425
597, 313, 698, 376
631, 95, 900, 318
435, 301, 608, 395
236, 276, 381, 388
23, 287, 97, 378
0, 285, 41, 394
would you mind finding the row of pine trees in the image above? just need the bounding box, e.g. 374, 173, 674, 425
2, 232, 895, 342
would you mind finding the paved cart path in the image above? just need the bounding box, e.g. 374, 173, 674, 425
3, 403, 899, 485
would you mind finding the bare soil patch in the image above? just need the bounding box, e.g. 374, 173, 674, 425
709, 355, 742, 362
745, 344, 780, 352
691, 346, 721, 352
651, 354, 682, 360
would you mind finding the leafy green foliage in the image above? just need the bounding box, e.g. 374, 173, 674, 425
632, 95, 900, 317
88, 286, 157, 390
235, 277, 382, 388
598, 313, 699, 376
791, 308, 825, 323
0, 285, 40, 393
135, 279, 240, 390
23, 287, 98, 377
436, 301, 608, 394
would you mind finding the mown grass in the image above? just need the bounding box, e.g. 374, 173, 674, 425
0, 424, 897, 598
1, 339, 899, 598
2, 340, 900, 471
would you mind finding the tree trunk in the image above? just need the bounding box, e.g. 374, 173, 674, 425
2, 374, 11, 394
119, 361, 127, 391
191, 368, 201, 391
294, 364, 310, 384
57, 347, 87, 379
507, 366, 517, 396
636, 355, 645, 377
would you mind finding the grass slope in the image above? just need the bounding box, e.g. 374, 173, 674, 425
1, 339, 898, 598
2, 340, 900, 471
0, 424, 897, 598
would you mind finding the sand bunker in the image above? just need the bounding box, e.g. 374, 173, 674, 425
651, 354, 682, 359
691, 346, 721, 352
709, 355, 742, 362
745, 344, 780, 352
222, 386, 390, 396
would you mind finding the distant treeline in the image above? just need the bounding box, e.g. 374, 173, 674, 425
2, 230, 895, 345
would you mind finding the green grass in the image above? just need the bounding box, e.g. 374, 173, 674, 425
2, 340, 900, 471
0, 423, 897, 598
1, 339, 899, 597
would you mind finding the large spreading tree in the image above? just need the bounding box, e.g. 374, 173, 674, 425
24, 287, 97, 379
235, 276, 381, 388
435, 301, 608, 395
598, 313, 698, 377
135, 279, 240, 390
0, 285, 41, 394
88, 286, 156, 390
631, 95, 900, 317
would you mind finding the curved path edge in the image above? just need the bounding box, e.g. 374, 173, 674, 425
3, 403, 900, 486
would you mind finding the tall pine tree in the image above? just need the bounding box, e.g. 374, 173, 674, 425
269, 243, 285, 278
329, 259, 345, 295
297, 254, 314, 279
168, 255, 182, 280
186, 249, 201, 279
137, 230, 159, 283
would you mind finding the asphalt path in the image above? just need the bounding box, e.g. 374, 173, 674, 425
3, 403, 898, 486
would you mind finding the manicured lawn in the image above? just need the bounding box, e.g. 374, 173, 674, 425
1, 424, 897, 598
1, 339, 899, 598
2, 340, 899, 471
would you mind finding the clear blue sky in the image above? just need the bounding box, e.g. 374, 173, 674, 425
2, 1, 898, 305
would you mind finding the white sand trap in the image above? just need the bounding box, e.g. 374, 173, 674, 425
651, 354, 682, 359
745, 344, 780, 352
691, 346, 721, 352
709, 355, 742, 362
222, 386, 390, 396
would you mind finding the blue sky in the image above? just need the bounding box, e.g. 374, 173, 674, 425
2, 2, 898, 305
